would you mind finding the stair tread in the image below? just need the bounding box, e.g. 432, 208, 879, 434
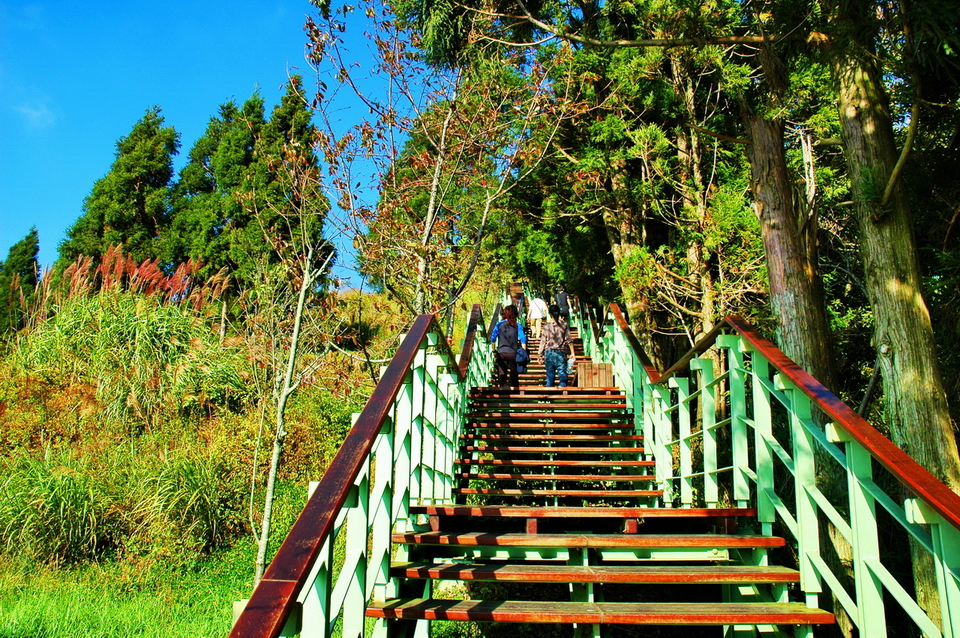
453, 488, 662, 496
392, 562, 801, 583
462, 446, 645, 453
469, 413, 630, 419
470, 403, 628, 410
410, 506, 757, 518
458, 473, 655, 481
367, 599, 834, 624
467, 423, 628, 430
456, 460, 654, 466
462, 434, 645, 441
392, 532, 786, 548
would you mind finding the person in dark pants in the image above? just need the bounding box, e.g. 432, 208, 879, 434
491, 305, 527, 387
555, 287, 570, 322
538, 305, 574, 387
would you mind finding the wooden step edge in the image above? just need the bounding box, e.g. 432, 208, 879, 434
390, 562, 801, 583
455, 460, 655, 467
457, 474, 656, 481
461, 447, 647, 454
452, 488, 663, 496
462, 434, 645, 441
409, 506, 758, 518
391, 532, 786, 548
366, 600, 835, 625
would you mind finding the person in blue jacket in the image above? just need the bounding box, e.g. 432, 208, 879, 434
491, 304, 527, 388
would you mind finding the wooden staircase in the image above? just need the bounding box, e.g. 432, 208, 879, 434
367, 356, 835, 633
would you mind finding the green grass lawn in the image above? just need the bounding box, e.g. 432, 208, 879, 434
0, 543, 256, 638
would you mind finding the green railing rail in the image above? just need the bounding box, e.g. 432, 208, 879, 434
229, 305, 492, 638
593, 304, 960, 638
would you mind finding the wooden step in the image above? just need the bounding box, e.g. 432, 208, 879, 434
392, 532, 784, 548
391, 562, 801, 584
458, 473, 655, 481
462, 434, 644, 441
453, 488, 663, 497
468, 412, 630, 420
462, 446, 645, 454
410, 506, 758, 518
367, 600, 834, 625
456, 459, 655, 467
466, 423, 628, 430
470, 390, 625, 398
470, 403, 628, 410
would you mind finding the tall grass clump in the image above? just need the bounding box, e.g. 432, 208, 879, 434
10, 288, 250, 431
0, 447, 247, 566
0, 455, 125, 564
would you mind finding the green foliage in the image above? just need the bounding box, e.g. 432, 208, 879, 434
57, 109, 179, 271
9, 289, 251, 430
0, 227, 40, 335
0, 447, 246, 565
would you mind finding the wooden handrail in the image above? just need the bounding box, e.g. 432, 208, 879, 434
610, 304, 960, 529
229, 314, 444, 638
488, 303, 503, 341
609, 304, 661, 383
610, 306, 960, 533
458, 304, 485, 379
723, 315, 960, 533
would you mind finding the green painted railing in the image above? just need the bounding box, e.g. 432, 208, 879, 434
229, 306, 492, 638
588, 303, 960, 638
231, 297, 960, 638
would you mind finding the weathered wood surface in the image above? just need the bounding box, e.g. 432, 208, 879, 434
367, 600, 834, 625
391, 562, 801, 583
392, 532, 786, 548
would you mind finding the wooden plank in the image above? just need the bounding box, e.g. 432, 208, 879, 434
456, 459, 654, 466
461, 446, 646, 454
453, 488, 663, 497
458, 473, 655, 481
409, 506, 757, 518
391, 562, 801, 584
468, 412, 630, 419
577, 363, 614, 388
466, 423, 627, 430
462, 434, 644, 441
392, 532, 786, 548
366, 600, 834, 625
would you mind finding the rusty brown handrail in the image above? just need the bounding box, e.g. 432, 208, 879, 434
230, 314, 450, 638
488, 302, 503, 341
722, 315, 960, 532
457, 304, 485, 379
609, 304, 661, 383
608, 304, 960, 533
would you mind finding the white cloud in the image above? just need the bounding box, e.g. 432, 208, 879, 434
15, 101, 57, 129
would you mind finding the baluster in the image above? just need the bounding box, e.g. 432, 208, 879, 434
750, 351, 775, 536
691, 358, 718, 508
672, 376, 693, 507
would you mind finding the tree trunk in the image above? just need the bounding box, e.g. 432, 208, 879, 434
834, 39, 960, 626
743, 112, 837, 388
834, 48, 960, 490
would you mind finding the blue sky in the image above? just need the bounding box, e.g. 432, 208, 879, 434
0, 0, 369, 279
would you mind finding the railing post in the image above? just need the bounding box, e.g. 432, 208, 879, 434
749, 350, 775, 536
779, 375, 823, 610
652, 382, 674, 505
410, 347, 427, 503
671, 376, 693, 507
369, 420, 396, 638
341, 466, 370, 638
690, 358, 718, 508
846, 440, 887, 636
720, 335, 750, 508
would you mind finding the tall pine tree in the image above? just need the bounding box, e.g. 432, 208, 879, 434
0, 228, 40, 334
57, 108, 179, 271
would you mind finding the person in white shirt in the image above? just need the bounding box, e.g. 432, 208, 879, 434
527, 294, 549, 338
